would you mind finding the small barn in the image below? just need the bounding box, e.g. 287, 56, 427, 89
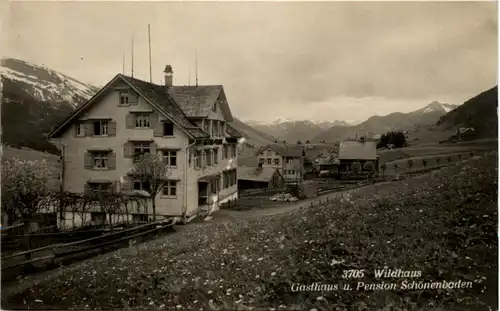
237, 166, 285, 191
337, 141, 379, 174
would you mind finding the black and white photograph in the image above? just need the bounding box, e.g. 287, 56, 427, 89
0, 1, 498, 310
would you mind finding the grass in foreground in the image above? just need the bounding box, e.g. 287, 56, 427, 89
3, 152, 497, 311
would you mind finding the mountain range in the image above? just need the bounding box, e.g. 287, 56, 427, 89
246, 101, 459, 143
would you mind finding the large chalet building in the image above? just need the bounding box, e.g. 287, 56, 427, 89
48, 65, 242, 226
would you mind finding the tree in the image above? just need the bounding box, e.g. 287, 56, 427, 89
1, 158, 50, 226
305, 140, 310, 144
351, 161, 362, 175
407, 159, 414, 176
363, 161, 375, 177
380, 163, 387, 178
297, 140, 302, 145
422, 159, 428, 170
129, 153, 170, 221
377, 131, 407, 149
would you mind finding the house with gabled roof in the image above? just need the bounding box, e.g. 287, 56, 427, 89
48, 65, 242, 227
255, 143, 305, 184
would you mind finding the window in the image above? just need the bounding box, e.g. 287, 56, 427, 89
267, 150, 272, 157
135, 114, 150, 128
203, 120, 210, 134
91, 212, 106, 224
212, 103, 217, 112
162, 180, 177, 197
223, 145, 229, 159
163, 150, 177, 167
290, 169, 296, 175
134, 143, 151, 160
231, 145, 237, 158
133, 180, 150, 192
93, 121, 108, 136
211, 121, 217, 137
195, 149, 202, 168
163, 122, 174, 136
213, 148, 218, 164
92, 152, 109, 169
274, 159, 280, 165
287, 158, 292, 164
267, 158, 272, 165
259, 158, 265, 164
205, 150, 212, 166
75, 123, 84, 137
87, 183, 111, 197
119, 91, 129, 105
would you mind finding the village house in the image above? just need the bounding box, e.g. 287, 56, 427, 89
337, 140, 379, 176
48, 65, 242, 227
255, 144, 305, 184
237, 165, 284, 191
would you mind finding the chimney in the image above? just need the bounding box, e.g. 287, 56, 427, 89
164, 65, 173, 87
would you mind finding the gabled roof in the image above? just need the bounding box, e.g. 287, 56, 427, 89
225, 123, 243, 139
237, 166, 282, 182
48, 74, 211, 139
256, 144, 304, 157
167, 85, 233, 121
338, 141, 377, 160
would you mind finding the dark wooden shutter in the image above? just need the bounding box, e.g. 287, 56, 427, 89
152, 114, 162, 137
108, 121, 117, 137
123, 142, 135, 158
126, 114, 135, 129
108, 152, 116, 170
84, 122, 93, 137
84, 152, 93, 169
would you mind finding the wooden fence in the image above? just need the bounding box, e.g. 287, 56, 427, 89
1, 219, 175, 283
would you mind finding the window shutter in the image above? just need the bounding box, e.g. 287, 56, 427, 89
126, 114, 135, 129
84, 152, 92, 169
108, 152, 116, 170
123, 142, 134, 158
84, 122, 93, 137
150, 142, 157, 155
129, 93, 138, 105
108, 121, 117, 137
152, 114, 163, 137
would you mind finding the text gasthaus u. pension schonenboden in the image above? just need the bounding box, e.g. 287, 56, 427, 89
291, 280, 473, 292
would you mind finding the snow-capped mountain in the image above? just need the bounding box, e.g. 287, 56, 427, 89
1, 58, 100, 153
416, 101, 458, 114
1, 58, 98, 107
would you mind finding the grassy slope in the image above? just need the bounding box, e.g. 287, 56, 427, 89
4, 151, 497, 310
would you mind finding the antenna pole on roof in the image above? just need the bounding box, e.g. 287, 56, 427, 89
131, 35, 135, 78
148, 24, 152, 83
195, 48, 198, 87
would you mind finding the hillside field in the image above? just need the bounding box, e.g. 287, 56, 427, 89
3, 151, 497, 310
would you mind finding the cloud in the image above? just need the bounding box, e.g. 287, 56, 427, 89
4, 1, 497, 122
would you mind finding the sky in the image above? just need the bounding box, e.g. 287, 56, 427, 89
2, 1, 498, 123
